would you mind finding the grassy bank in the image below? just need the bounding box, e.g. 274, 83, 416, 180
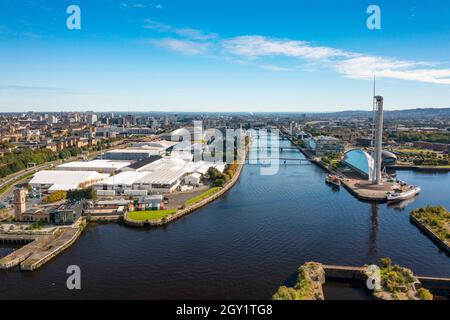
185, 187, 222, 206
127, 210, 177, 222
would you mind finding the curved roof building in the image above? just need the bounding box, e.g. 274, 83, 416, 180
342, 149, 398, 180
382, 150, 398, 166
342, 149, 375, 181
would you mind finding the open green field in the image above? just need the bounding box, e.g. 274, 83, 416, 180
186, 187, 222, 206
127, 210, 176, 221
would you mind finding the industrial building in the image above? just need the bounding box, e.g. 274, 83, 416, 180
94, 157, 226, 196
104, 149, 160, 161
133, 165, 187, 194
94, 171, 151, 194
104, 141, 179, 161
29, 170, 109, 192
184, 173, 202, 186
56, 160, 131, 173
119, 155, 163, 172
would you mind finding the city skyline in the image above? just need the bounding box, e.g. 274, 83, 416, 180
1, 0, 450, 112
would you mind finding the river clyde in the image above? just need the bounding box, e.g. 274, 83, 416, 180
1, 137, 449, 299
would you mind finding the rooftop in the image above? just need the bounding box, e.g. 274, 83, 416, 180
124, 155, 163, 170
57, 160, 131, 170
30, 170, 109, 189
96, 171, 151, 186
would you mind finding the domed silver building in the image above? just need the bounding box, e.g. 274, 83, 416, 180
342, 149, 397, 181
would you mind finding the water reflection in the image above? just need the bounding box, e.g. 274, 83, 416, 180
387, 196, 419, 211
368, 203, 379, 256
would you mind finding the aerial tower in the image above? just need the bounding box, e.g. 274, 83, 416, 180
372, 95, 384, 185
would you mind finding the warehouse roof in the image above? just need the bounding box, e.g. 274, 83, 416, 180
57, 160, 131, 171
136, 168, 186, 185
124, 155, 163, 171
105, 149, 155, 154
136, 158, 189, 185
96, 171, 151, 186
30, 170, 109, 188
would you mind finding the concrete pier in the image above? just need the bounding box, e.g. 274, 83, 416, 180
0, 234, 53, 269
0, 226, 83, 271
21, 227, 82, 271
323, 264, 450, 297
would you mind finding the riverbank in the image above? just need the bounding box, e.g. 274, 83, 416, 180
388, 165, 450, 172
410, 207, 450, 255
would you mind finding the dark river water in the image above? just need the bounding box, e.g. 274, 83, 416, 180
1, 137, 449, 299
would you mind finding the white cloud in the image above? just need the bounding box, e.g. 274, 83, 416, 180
143, 19, 172, 32
144, 21, 450, 85
220, 36, 450, 84
121, 3, 163, 9
144, 19, 217, 41
335, 56, 450, 84
222, 36, 354, 60
174, 28, 218, 41
150, 38, 212, 55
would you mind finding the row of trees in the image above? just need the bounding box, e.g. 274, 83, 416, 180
208, 167, 229, 187
42, 187, 97, 204
207, 162, 241, 188
413, 158, 450, 166
396, 132, 450, 144
42, 190, 67, 203
0, 139, 115, 178
67, 187, 97, 201
0, 148, 59, 178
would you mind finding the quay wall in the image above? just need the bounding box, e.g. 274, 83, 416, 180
21, 227, 83, 271
323, 264, 450, 296
0, 236, 52, 270
323, 265, 367, 281
387, 165, 450, 172
410, 215, 450, 255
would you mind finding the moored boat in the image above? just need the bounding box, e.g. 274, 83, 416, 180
387, 186, 421, 202
325, 174, 341, 188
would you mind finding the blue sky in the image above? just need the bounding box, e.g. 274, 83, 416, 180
1, 0, 450, 112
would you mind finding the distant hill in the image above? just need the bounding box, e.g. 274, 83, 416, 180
307, 108, 450, 119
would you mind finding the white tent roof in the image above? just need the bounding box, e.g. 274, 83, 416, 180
30, 170, 109, 188
57, 160, 131, 171
96, 171, 151, 186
